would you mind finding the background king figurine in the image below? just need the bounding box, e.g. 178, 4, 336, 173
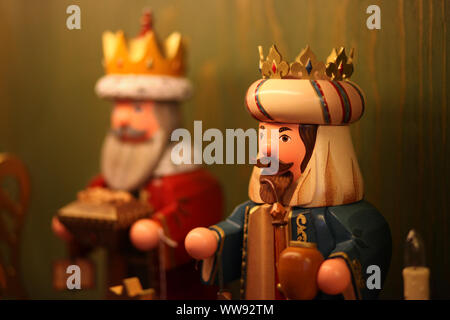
186, 45, 392, 300
52, 11, 223, 299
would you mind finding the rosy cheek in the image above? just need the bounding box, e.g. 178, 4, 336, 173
279, 142, 294, 162
130, 111, 148, 129
131, 109, 160, 136
279, 141, 304, 180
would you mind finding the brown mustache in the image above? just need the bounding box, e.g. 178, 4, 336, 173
256, 157, 294, 175
112, 126, 147, 139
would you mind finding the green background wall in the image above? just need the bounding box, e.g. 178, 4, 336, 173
0, 0, 448, 299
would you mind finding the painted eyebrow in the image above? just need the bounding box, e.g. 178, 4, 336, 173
279, 127, 292, 133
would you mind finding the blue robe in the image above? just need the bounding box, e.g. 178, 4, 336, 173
202, 199, 392, 300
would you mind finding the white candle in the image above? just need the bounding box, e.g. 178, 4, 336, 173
403, 230, 429, 300
402, 266, 430, 300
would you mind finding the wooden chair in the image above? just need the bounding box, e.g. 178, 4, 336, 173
0, 153, 30, 299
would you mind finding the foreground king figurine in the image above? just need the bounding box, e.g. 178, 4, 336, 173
186, 45, 391, 300
52, 11, 223, 299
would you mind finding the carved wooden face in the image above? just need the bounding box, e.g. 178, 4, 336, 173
111, 100, 160, 142
258, 122, 306, 182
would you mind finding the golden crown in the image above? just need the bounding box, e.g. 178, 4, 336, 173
258, 45, 354, 80
102, 10, 185, 77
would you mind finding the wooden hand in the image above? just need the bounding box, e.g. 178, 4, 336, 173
317, 258, 351, 295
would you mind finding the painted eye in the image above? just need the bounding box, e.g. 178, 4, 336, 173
134, 104, 142, 112
259, 131, 264, 139
280, 134, 291, 142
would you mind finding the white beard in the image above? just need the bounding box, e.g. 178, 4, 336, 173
100, 131, 167, 191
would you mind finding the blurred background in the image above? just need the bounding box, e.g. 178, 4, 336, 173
0, 0, 448, 299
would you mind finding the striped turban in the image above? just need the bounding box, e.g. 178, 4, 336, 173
245, 79, 365, 125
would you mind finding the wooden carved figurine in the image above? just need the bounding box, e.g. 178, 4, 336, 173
186, 45, 392, 300
51, 10, 223, 299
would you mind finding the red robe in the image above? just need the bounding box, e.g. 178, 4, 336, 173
89, 168, 223, 299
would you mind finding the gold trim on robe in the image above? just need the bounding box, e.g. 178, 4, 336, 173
328, 251, 363, 300
201, 225, 225, 284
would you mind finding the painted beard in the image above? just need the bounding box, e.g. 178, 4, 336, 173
100, 130, 167, 191
256, 157, 294, 204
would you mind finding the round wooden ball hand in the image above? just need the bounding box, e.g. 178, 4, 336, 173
129, 219, 162, 251
317, 258, 351, 295
184, 227, 218, 260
